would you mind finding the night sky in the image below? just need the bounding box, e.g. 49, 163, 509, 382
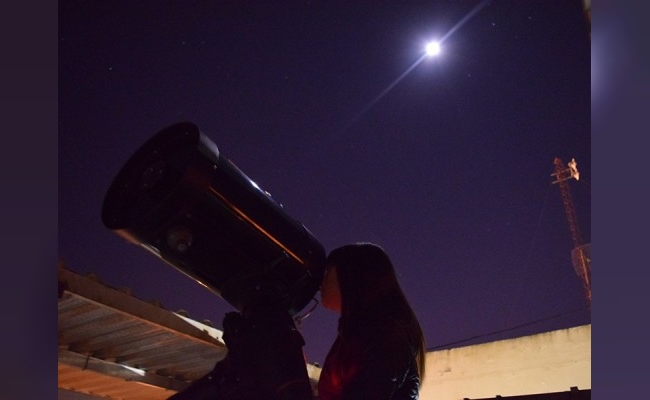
59, 0, 591, 366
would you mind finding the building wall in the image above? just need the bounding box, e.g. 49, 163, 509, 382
420, 325, 591, 400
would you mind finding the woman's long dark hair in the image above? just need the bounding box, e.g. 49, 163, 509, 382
326, 242, 426, 379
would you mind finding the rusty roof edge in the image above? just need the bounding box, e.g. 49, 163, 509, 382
59, 348, 191, 392
58, 264, 226, 348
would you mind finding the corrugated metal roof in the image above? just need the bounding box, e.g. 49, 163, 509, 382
58, 264, 228, 400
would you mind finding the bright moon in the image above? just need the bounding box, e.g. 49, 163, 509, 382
425, 41, 441, 56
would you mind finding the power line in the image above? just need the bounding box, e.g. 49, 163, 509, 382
505, 183, 554, 327
427, 306, 590, 351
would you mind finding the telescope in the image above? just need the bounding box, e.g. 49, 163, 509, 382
101, 122, 327, 316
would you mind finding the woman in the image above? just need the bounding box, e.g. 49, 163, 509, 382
318, 243, 426, 400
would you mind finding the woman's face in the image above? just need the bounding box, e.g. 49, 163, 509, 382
320, 264, 342, 312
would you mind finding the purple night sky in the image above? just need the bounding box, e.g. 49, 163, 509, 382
59, 0, 591, 366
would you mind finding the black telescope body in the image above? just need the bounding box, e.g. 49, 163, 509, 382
101, 122, 326, 316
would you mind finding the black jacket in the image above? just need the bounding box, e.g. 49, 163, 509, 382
318, 309, 420, 400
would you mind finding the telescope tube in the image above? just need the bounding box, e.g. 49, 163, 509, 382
101, 122, 326, 316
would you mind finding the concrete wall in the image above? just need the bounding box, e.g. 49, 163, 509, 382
420, 324, 591, 400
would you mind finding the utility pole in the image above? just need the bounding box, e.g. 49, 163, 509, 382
551, 157, 591, 305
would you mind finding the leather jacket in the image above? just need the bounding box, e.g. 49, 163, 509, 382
318, 310, 420, 400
